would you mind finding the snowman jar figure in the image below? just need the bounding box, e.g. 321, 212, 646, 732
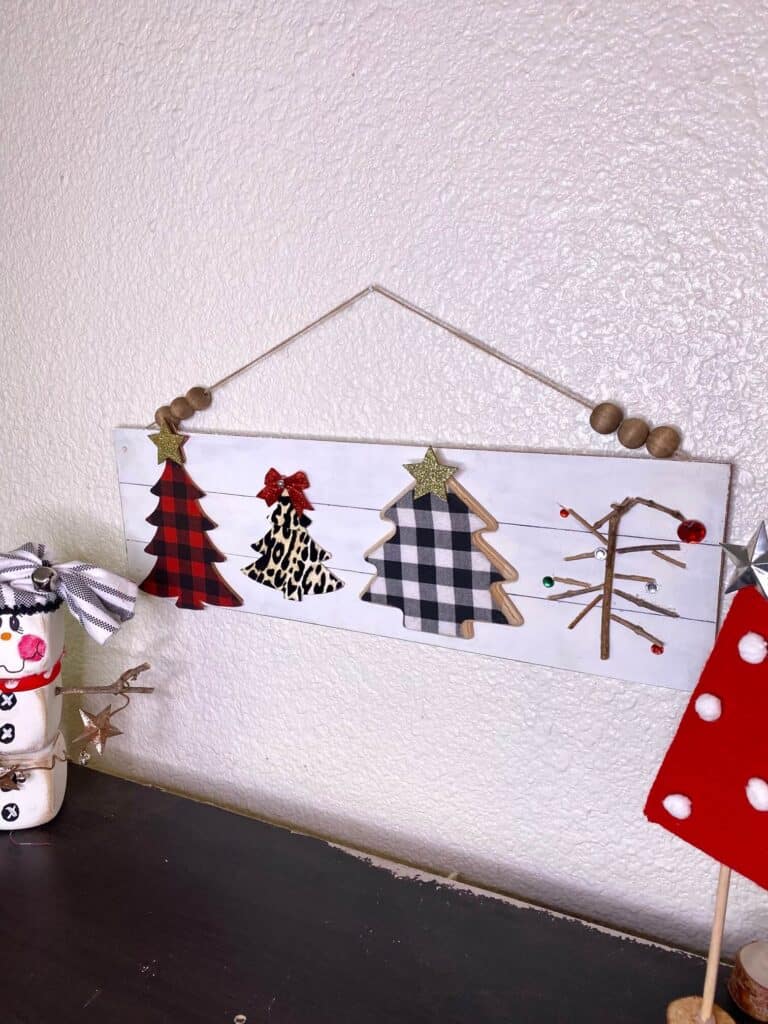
0, 543, 137, 830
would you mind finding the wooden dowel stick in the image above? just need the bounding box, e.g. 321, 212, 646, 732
700, 864, 732, 1023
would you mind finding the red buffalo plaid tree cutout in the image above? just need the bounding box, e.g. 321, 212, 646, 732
140, 426, 242, 610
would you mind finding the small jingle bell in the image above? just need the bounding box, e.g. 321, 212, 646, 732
32, 565, 58, 591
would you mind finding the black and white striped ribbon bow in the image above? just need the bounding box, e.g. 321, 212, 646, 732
0, 542, 137, 644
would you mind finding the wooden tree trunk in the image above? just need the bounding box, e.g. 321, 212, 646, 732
599, 512, 620, 660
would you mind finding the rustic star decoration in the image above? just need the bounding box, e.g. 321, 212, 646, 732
74, 705, 124, 756
723, 521, 768, 601
0, 768, 22, 792
149, 423, 188, 465
404, 447, 457, 501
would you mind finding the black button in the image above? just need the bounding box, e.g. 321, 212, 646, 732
1, 803, 19, 822
0, 694, 17, 711
0, 724, 15, 744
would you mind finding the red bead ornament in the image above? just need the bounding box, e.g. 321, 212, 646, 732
677, 519, 706, 544
651, 644, 664, 655
559, 508, 570, 519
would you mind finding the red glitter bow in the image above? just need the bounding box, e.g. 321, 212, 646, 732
257, 469, 314, 515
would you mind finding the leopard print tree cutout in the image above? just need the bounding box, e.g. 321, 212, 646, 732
242, 469, 344, 602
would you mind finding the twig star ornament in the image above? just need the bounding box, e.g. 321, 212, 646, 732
74, 704, 124, 756
404, 447, 457, 500
60, 665, 156, 759
724, 520, 768, 599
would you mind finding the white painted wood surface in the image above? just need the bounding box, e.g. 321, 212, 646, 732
114, 429, 731, 690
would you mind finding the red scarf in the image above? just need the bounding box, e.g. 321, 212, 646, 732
0, 658, 62, 694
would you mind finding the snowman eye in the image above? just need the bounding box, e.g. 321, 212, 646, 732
9, 616, 23, 634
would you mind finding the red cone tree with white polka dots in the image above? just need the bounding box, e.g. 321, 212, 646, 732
645, 527, 768, 890
646, 584, 768, 888
646, 523, 768, 1023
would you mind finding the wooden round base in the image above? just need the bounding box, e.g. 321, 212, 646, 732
729, 941, 768, 1021
667, 996, 735, 1024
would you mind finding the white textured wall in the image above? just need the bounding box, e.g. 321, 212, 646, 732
2, 1, 767, 953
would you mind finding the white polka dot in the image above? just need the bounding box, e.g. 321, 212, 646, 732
738, 632, 768, 665
746, 778, 768, 811
694, 693, 722, 722
663, 794, 692, 820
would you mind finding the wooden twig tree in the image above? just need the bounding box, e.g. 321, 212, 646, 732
547, 497, 691, 660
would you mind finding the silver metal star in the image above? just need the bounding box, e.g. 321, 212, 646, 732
723, 521, 768, 600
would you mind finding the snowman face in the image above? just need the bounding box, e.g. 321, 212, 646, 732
0, 607, 64, 678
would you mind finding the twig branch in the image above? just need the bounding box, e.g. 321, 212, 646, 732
613, 589, 679, 618
600, 512, 621, 659
568, 593, 603, 629
594, 496, 685, 531
548, 584, 604, 602
563, 507, 608, 544
651, 550, 686, 569
610, 613, 664, 647
615, 543, 682, 556
58, 663, 154, 697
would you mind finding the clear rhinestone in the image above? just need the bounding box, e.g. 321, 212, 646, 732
78, 750, 91, 766
594, 547, 607, 560
645, 581, 659, 594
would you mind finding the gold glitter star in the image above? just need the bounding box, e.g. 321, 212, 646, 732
404, 447, 457, 501
74, 705, 123, 756
149, 423, 188, 465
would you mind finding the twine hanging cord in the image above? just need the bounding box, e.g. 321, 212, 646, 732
151, 284, 683, 457
149, 284, 592, 428
210, 284, 593, 409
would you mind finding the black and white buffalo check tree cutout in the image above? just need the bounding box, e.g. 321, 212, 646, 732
361, 448, 523, 638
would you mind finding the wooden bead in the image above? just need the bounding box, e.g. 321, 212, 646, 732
589, 402, 623, 435
646, 425, 681, 459
154, 405, 178, 428
186, 386, 212, 411
617, 417, 650, 449
170, 395, 195, 421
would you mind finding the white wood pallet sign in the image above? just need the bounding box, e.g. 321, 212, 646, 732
114, 429, 731, 690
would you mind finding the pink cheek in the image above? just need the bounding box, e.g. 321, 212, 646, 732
18, 635, 46, 661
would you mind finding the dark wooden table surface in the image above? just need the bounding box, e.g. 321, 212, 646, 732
1, 767, 747, 1024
